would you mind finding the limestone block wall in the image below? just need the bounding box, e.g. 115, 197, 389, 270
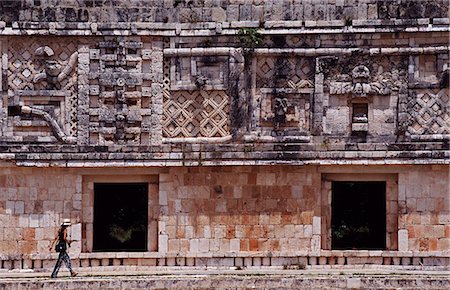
159, 166, 322, 254
399, 165, 450, 252
0, 164, 449, 258
0, 168, 81, 256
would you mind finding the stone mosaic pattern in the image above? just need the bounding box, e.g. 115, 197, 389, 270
161, 51, 234, 139
322, 55, 409, 140
5, 38, 78, 142
0, 16, 447, 147
254, 56, 314, 132
256, 56, 314, 90
163, 90, 230, 138
1, 0, 448, 23
407, 89, 449, 135
85, 37, 159, 145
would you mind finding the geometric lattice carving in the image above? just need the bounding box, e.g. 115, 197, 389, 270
163, 90, 230, 138
162, 52, 231, 139
256, 56, 314, 89
407, 89, 450, 135
6, 38, 78, 142
8, 39, 77, 92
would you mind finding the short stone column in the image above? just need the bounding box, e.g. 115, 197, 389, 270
398, 229, 408, 251
311, 216, 321, 254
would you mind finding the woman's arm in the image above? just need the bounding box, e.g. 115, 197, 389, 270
63, 228, 71, 246
48, 229, 59, 251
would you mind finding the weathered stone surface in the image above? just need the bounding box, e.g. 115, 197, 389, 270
1, 272, 450, 290
0, 0, 448, 274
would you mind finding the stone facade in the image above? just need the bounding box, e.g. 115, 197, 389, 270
0, 0, 448, 271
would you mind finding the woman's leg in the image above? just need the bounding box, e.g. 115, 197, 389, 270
51, 252, 64, 278
62, 251, 77, 276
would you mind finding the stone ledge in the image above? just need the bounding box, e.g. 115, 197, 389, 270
1, 270, 450, 290
0, 21, 449, 36
6, 250, 449, 261
0, 251, 450, 272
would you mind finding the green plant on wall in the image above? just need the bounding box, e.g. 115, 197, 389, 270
238, 28, 263, 48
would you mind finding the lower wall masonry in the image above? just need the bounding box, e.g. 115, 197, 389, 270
0, 165, 448, 269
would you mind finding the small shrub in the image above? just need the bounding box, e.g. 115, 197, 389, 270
238, 28, 263, 48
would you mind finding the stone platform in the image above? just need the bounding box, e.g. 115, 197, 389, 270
1, 269, 450, 290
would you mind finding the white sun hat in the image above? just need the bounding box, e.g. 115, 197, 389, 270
61, 218, 71, 226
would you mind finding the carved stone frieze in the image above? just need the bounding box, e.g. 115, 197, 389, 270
162, 90, 230, 138
259, 90, 311, 133
162, 48, 244, 139
170, 55, 229, 91
253, 55, 314, 135
86, 37, 158, 145
329, 65, 391, 97
256, 56, 314, 90
33, 46, 78, 90
5, 38, 78, 143
407, 89, 449, 135
326, 57, 408, 97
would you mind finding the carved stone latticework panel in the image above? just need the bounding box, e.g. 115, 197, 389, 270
256, 56, 314, 90
87, 37, 159, 145
407, 89, 449, 135
6, 38, 78, 142
162, 52, 232, 139
163, 90, 229, 138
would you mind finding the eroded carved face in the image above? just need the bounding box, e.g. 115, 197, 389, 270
352, 65, 370, 81
45, 60, 61, 76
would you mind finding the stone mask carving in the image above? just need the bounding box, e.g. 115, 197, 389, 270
33, 46, 78, 90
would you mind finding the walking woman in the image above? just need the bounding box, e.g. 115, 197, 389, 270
48, 219, 78, 278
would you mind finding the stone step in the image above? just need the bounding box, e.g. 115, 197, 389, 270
0, 270, 449, 290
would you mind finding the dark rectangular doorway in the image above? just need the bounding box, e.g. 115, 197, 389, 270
93, 183, 148, 252
331, 181, 386, 250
